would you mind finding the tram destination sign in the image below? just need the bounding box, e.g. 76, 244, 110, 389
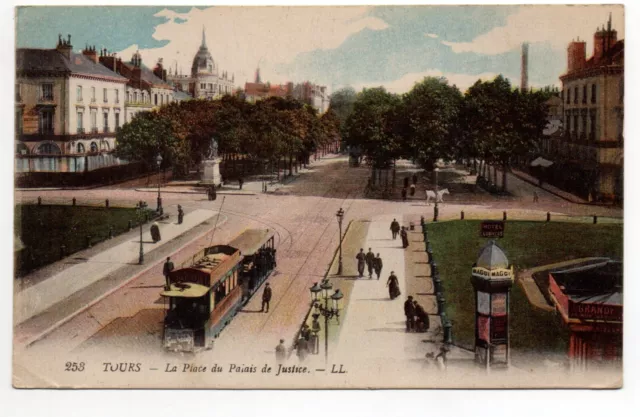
480, 221, 505, 238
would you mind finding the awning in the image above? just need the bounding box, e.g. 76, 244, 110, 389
161, 283, 210, 298
530, 157, 554, 168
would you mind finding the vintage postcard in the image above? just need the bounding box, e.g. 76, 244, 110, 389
12, 4, 624, 389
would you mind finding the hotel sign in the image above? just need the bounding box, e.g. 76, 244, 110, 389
480, 221, 505, 238
569, 302, 622, 321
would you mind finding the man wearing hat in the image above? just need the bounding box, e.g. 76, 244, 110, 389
261, 282, 273, 313
275, 339, 287, 364
404, 295, 415, 332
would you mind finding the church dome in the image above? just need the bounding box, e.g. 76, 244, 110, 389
191, 27, 216, 77
476, 240, 509, 270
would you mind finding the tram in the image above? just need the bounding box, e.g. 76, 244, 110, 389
161, 229, 276, 352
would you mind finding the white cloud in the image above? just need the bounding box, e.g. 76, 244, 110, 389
425, 33, 439, 39
117, 6, 388, 87
350, 70, 502, 94
442, 5, 624, 55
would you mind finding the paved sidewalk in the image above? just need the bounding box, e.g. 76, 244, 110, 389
509, 168, 588, 204
14, 209, 216, 324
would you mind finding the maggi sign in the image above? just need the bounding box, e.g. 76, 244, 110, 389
472, 266, 514, 281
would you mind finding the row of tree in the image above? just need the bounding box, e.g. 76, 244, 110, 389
115, 95, 341, 178
334, 75, 551, 191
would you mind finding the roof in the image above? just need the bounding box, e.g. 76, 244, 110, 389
476, 240, 509, 270
244, 82, 290, 98
562, 39, 624, 79
161, 282, 209, 298
120, 61, 173, 89
228, 229, 274, 256
551, 259, 622, 305
17, 49, 127, 82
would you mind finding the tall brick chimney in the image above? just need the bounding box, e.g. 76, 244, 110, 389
82, 45, 98, 64
56, 33, 73, 60
593, 16, 618, 63
567, 39, 586, 72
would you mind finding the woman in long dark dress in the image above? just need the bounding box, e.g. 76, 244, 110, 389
400, 226, 409, 248
386, 271, 400, 300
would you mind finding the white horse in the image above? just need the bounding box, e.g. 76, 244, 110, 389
425, 188, 450, 205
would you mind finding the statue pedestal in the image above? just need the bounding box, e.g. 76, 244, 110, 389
201, 158, 222, 186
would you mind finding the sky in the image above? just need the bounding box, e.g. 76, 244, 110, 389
16, 5, 624, 94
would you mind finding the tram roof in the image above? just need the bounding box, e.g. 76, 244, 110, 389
161, 282, 210, 298
228, 229, 274, 255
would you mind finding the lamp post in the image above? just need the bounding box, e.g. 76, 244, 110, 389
336, 208, 344, 275
434, 167, 440, 222
156, 153, 163, 214
309, 279, 343, 364
136, 202, 145, 264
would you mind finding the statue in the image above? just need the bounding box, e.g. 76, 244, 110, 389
208, 138, 219, 159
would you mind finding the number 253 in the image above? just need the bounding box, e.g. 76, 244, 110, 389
65, 362, 85, 372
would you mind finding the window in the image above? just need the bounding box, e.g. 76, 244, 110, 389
90, 142, 98, 153
16, 109, 23, 134
582, 114, 587, 137
90, 110, 97, 132
40, 110, 54, 134
77, 86, 83, 101
154, 94, 158, 105
574, 87, 578, 104
590, 112, 597, 140
103, 88, 108, 103
591, 84, 596, 104
115, 89, 119, 104
208, 83, 213, 90
103, 112, 109, 132
77, 111, 84, 133
160, 95, 164, 105
573, 115, 579, 136
115, 113, 120, 130
91, 87, 96, 102
582, 85, 587, 104
77, 143, 85, 153
566, 88, 571, 104
41, 83, 53, 101
134, 92, 138, 102
37, 142, 61, 155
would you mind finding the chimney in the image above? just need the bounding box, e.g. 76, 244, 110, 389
82, 45, 99, 64
153, 58, 164, 80
520, 42, 529, 92
593, 17, 617, 63
567, 39, 586, 72
56, 33, 73, 60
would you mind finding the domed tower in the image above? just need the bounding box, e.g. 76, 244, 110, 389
191, 26, 216, 77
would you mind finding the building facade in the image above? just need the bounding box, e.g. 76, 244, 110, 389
554, 16, 623, 202
166, 28, 235, 99
16, 36, 128, 174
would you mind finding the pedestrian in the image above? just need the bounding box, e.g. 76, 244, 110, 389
410, 183, 416, 197
355, 248, 366, 278
163, 256, 174, 290
413, 300, 430, 332
177, 205, 184, 224
412, 173, 418, 185
275, 339, 287, 364
261, 282, 272, 313
533, 191, 539, 203
390, 218, 400, 240
211, 186, 217, 201
404, 176, 409, 188
400, 226, 409, 249
301, 324, 311, 341
365, 248, 375, 279
435, 345, 449, 370
239, 177, 244, 190
150, 222, 161, 243
402, 187, 408, 201
207, 186, 213, 201
386, 271, 400, 300
296, 336, 309, 362
404, 295, 415, 332
373, 253, 383, 280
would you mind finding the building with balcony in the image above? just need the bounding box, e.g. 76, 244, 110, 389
166, 27, 235, 100
16, 35, 128, 175
552, 15, 624, 202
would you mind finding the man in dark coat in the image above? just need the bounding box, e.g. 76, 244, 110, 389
400, 226, 409, 248
275, 339, 287, 364
261, 282, 272, 313
355, 248, 366, 278
163, 257, 174, 290
365, 248, 375, 279
390, 219, 400, 240
239, 177, 244, 190
296, 336, 309, 362
413, 300, 430, 332
402, 187, 408, 201
177, 205, 184, 224
373, 253, 383, 280
404, 295, 415, 332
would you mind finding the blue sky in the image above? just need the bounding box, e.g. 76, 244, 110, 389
16, 5, 624, 93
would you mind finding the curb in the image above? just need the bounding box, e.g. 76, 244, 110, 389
20, 213, 228, 349
507, 170, 590, 205
134, 188, 257, 196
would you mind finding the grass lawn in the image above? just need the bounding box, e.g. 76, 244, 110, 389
15, 204, 155, 277
427, 220, 623, 358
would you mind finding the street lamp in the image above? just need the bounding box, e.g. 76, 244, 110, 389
156, 153, 163, 214
434, 167, 440, 222
136, 202, 146, 264
309, 279, 343, 364
336, 208, 345, 275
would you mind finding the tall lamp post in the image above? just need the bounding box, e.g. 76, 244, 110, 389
434, 167, 440, 222
336, 208, 344, 275
309, 279, 343, 364
156, 154, 163, 214
136, 202, 146, 264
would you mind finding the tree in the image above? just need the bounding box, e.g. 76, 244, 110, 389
115, 111, 178, 172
